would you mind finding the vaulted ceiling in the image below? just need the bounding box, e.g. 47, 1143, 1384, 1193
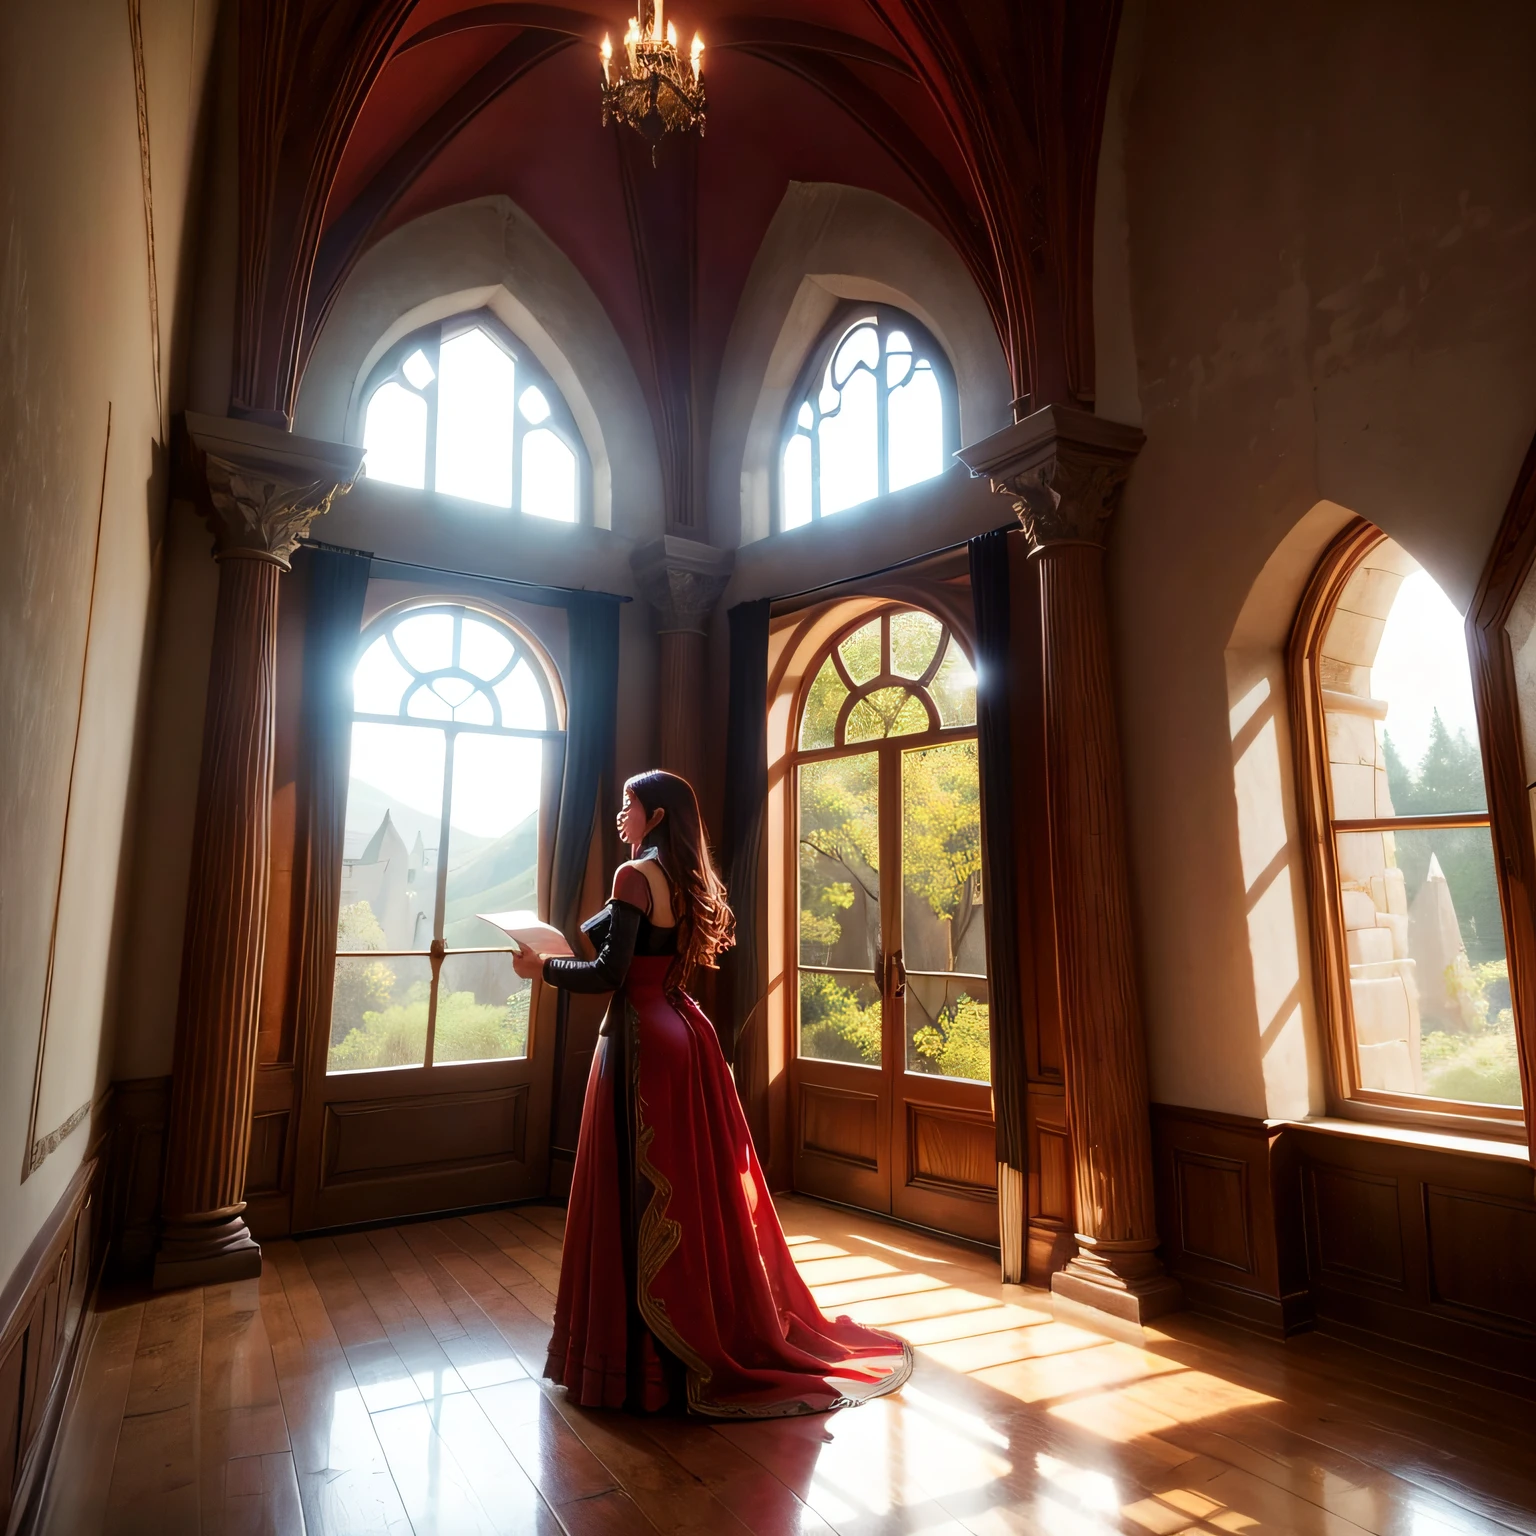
231, 0, 1123, 528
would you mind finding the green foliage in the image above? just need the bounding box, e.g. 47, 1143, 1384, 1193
1421, 1015, 1521, 1106
331, 902, 393, 1046
799, 755, 880, 969
798, 972, 882, 1064
801, 657, 848, 749
337, 899, 386, 951
328, 984, 530, 1072
839, 619, 881, 684
890, 611, 942, 679
902, 742, 981, 939
1383, 714, 1501, 962
797, 738, 989, 1080
912, 992, 991, 1082
846, 687, 927, 742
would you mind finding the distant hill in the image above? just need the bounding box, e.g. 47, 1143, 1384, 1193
344, 779, 494, 863
444, 811, 540, 947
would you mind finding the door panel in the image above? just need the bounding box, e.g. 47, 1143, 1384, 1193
305, 1074, 536, 1228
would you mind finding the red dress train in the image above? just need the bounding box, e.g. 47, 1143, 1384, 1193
544, 954, 912, 1418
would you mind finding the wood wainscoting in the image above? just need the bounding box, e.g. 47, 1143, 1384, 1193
0, 1113, 108, 1532
1153, 1103, 1536, 1393
1150, 1105, 1311, 1336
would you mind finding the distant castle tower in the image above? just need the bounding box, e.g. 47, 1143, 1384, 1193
340, 810, 431, 949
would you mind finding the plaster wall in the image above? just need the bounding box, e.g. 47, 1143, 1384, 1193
709, 181, 1012, 551
1107, 0, 1536, 1116
0, 0, 219, 1282
294, 196, 664, 540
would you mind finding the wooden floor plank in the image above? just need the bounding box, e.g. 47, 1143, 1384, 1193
197, 1279, 291, 1536
634, 1417, 839, 1536
103, 1288, 205, 1536
50, 1196, 1536, 1536
381, 1389, 567, 1535
301, 1235, 468, 1413
337, 1228, 524, 1393
391, 1221, 553, 1378
38, 1301, 144, 1536
222, 1452, 306, 1536
261, 1241, 412, 1536
363, 1227, 470, 1344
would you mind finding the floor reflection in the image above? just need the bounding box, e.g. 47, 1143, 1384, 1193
59, 1197, 1536, 1536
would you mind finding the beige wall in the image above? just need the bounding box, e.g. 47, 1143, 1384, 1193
1106, 0, 1536, 1116
0, 0, 220, 1283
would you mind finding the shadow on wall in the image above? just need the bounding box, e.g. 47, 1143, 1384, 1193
1221, 500, 1358, 1122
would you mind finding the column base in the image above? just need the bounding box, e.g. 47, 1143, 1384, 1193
1050, 1236, 1182, 1328
153, 1210, 262, 1290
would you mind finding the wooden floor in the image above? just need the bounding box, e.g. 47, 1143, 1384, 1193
38, 1196, 1536, 1536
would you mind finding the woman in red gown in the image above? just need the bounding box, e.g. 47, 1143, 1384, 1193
513, 770, 911, 1418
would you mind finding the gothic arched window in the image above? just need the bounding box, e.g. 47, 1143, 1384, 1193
360, 313, 586, 523
780, 308, 959, 531
331, 601, 565, 1074
1293, 523, 1524, 1132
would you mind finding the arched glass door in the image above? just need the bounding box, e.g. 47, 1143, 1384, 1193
293, 599, 566, 1231
790, 606, 998, 1242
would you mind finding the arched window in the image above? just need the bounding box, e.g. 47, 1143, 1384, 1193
360, 313, 586, 522
330, 602, 565, 1074
1293, 524, 1524, 1130
780, 308, 959, 531
793, 606, 988, 1082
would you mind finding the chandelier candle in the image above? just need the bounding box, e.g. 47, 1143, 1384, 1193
599, 0, 705, 162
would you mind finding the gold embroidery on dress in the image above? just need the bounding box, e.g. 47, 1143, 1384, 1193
628, 998, 915, 1418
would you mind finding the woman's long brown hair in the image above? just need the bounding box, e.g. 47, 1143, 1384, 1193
626, 769, 735, 996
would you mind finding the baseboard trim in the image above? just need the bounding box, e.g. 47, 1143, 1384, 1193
1314, 1313, 1536, 1402
0, 1106, 109, 1536
1177, 1273, 1315, 1339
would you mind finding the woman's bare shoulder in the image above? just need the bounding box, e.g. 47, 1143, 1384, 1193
612, 860, 654, 906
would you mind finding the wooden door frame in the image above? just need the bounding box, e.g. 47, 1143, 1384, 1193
290, 594, 570, 1233
780, 599, 998, 1242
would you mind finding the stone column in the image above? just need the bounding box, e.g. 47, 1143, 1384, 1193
958, 406, 1179, 1327
154, 414, 361, 1290
630, 536, 733, 791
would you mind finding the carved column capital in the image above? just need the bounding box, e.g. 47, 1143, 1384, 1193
955, 404, 1145, 552
630, 535, 734, 635
183, 412, 364, 568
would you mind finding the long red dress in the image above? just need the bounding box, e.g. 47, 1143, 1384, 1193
542, 865, 911, 1418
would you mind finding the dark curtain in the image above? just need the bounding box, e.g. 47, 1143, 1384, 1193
291, 546, 371, 1068
970, 530, 1028, 1170
551, 592, 622, 941
720, 600, 771, 1079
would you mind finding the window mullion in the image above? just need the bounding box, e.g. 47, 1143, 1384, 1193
810, 413, 821, 522
425, 728, 456, 1068
512, 413, 523, 516
877, 338, 890, 501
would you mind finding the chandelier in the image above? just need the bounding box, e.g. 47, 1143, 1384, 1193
600, 1, 705, 162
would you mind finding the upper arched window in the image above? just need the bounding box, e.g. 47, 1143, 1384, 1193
780, 308, 959, 531
1293, 524, 1523, 1132
361, 313, 586, 523
331, 601, 565, 1075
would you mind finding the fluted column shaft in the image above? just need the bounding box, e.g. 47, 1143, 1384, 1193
153, 412, 361, 1289
657, 627, 707, 788
1034, 542, 1167, 1295
957, 404, 1178, 1326
631, 535, 732, 792
157, 554, 280, 1277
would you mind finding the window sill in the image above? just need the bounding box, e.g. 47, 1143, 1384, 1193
1274, 1115, 1531, 1164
